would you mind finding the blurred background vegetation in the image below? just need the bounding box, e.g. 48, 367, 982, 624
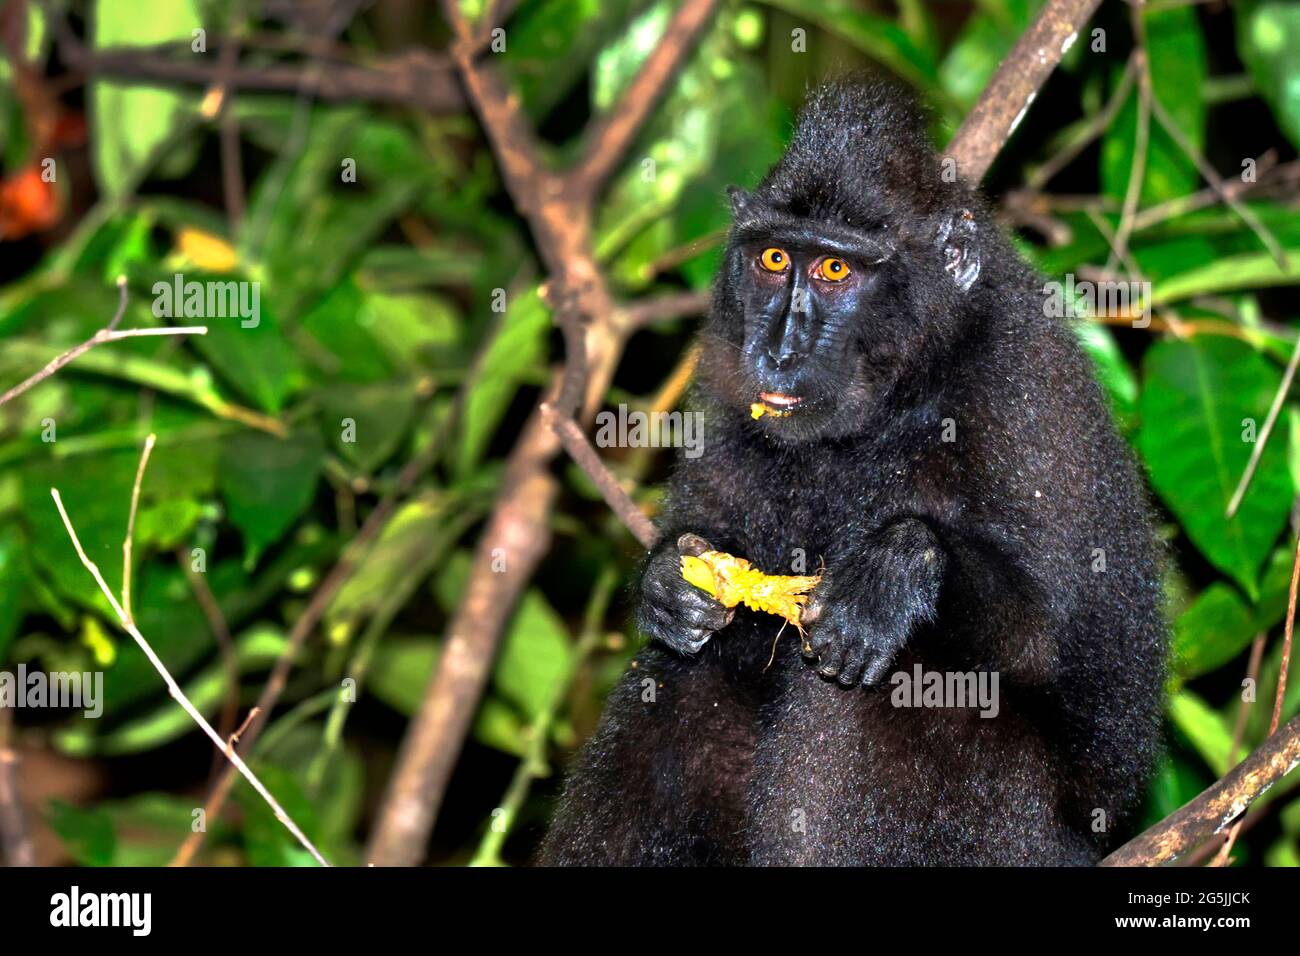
1, 0, 1299, 867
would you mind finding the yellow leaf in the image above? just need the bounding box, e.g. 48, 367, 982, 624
177, 227, 238, 272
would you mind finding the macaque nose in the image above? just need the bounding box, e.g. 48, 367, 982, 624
766, 346, 799, 370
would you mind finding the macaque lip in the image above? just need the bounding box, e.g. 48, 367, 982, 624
751, 392, 805, 420
758, 392, 804, 407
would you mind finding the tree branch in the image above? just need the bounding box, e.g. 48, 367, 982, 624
363, 0, 720, 868
540, 402, 658, 549
63, 40, 464, 114
1101, 714, 1300, 866
570, 0, 719, 203
946, 0, 1104, 182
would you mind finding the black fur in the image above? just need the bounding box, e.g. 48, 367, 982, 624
539, 81, 1167, 866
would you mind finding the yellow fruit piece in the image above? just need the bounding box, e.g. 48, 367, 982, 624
680, 549, 821, 630
177, 227, 238, 272
750, 402, 790, 420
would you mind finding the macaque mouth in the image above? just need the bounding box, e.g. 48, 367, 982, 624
751, 392, 805, 419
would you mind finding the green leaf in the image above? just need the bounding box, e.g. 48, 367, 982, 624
318, 380, 415, 474
1264, 838, 1300, 867
1173, 584, 1255, 679
218, 432, 323, 562
1138, 338, 1293, 597
1074, 322, 1138, 432
90, 0, 202, 197
1152, 248, 1300, 304
298, 280, 393, 382
494, 590, 573, 721
244, 111, 427, 321
0, 524, 26, 662
366, 637, 530, 757
190, 288, 304, 414
1101, 5, 1206, 205
1168, 689, 1235, 776
455, 287, 549, 477
758, 0, 940, 92
21, 450, 137, 613
1237, 1, 1300, 149
359, 291, 461, 374
368, 635, 438, 715
326, 492, 449, 639
47, 799, 116, 866
1174, 546, 1293, 678
502, 0, 643, 119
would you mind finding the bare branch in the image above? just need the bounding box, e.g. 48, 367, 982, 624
0, 278, 207, 409
570, 0, 720, 202
365, 0, 720, 868
620, 289, 711, 332
121, 433, 156, 624
1225, 333, 1300, 518
1147, 90, 1289, 270
1101, 713, 1300, 865
62, 38, 465, 114
946, 0, 1104, 181
1110, 11, 1152, 272
540, 402, 658, 549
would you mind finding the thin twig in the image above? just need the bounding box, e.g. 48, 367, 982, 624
121, 433, 155, 625
60, 39, 464, 113
1225, 333, 1300, 518
1270, 528, 1299, 739
0, 278, 207, 409
209, 0, 248, 233
178, 548, 242, 765
1208, 634, 1266, 866
1026, 54, 1137, 192
1132, 156, 1300, 233
1110, 32, 1151, 271
1147, 91, 1288, 270
619, 289, 711, 332
51, 440, 329, 866
540, 402, 658, 550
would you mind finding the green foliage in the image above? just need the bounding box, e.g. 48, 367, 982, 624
1138, 338, 1293, 597
1237, 1, 1300, 150
1, 0, 1298, 869
89, 0, 203, 197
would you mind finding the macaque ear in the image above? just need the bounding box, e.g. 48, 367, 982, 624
727, 185, 753, 222
935, 209, 980, 293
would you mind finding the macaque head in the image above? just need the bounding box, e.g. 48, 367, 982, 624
700, 80, 983, 443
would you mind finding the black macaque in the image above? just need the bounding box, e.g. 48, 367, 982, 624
539, 81, 1167, 866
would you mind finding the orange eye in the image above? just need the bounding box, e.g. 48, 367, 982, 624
759, 247, 789, 272
816, 257, 851, 282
